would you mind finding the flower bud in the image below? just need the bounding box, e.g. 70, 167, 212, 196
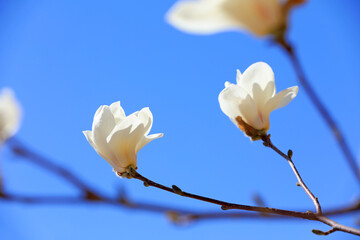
83, 102, 163, 177
218, 62, 298, 140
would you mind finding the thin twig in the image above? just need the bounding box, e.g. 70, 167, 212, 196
275, 37, 360, 185
261, 135, 322, 214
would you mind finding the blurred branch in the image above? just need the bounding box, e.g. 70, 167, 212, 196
274, 37, 360, 186
8, 138, 101, 200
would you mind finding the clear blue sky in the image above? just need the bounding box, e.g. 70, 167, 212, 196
0, 1, 359, 239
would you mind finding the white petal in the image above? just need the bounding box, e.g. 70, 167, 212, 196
219, 84, 264, 128
0, 88, 22, 141
83, 130, 111, 162
109, 101, 126, 123
219, 84, 245, 120
236, 69, 242, 84
137, 107, 153, 136
118, 110, 143, 134
136, 133, 164, 153
106, 121, 146, 168
83, 130, 95, 148
222, 0, 283, 36
239, 62, 276, 106
224, 81, 231, 88
166, 0, 242, 35
92, 106, 116, 160
264, 86, 299, 113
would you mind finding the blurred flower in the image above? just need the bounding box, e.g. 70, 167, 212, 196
166, 0, 305, 37
0, 88, 21, 143
83, 102, 163, 177
218, 62, 298, 140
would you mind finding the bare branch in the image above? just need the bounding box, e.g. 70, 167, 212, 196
274, 37, 360, 185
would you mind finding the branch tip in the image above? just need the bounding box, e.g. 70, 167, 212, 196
312, 229, 326, 236
287, 149, 293, 158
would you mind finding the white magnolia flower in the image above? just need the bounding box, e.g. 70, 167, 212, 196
0, 88, 21, 142
218, 62, 298, 140
83, 102, 163, 177
166, 0, 305, 36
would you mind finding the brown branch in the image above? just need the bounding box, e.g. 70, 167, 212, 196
4, 138, 360, 235
261, 134, 321, 214
274, 37, 360, 185
127, 167, 360, 236
1, 190, 359, 223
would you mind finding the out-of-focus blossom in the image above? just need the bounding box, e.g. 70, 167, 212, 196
83, 101, 163, 177
218, 62, 298, 140
0, 88, 22, 143
166, 0, 305, 37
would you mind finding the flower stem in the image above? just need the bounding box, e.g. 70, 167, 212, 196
261, 134, 321, 214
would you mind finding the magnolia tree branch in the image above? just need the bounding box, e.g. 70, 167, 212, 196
1, 190, 359, 223
261, 135, 321, 214
274, 37, 360, 185
5, 138, 360, 235
127, 167, 360, 236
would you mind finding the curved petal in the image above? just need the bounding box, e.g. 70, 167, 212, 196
236, 69, 242, 84
264, 86, 299, 114
239, 62, 276, 101
83, 130, 95, 148
238, 94, 266, 130
136, 133, 164, 153
166, 0, 243, 34
116, 111, 143, 135
106, 122, 146, 169
92, 106, 116, 160
219, 84, 263, 128
109, 101, 126, 124
219, 84, 247, 120
83, 130, 111, 163
137, 107, 153, 136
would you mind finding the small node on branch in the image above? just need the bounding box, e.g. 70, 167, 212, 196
261, 134, 271, 147
312, 229, 326, 235
172, 185, 184, 196
11, 146, 26, 156
143, 182, 150, 187
296, 182, 301, 187
0, 191, 6, 198
287, 149, 293, 158
84, 191, 102, 201
221, 205, 230, 210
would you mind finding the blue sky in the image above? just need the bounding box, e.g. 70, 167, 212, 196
0, 0, 359, 239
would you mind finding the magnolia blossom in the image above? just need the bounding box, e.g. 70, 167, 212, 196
166, 0, 305, 36
83, 102, 163, 177
218, 62, 298, 140
0, 88, 21, 142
